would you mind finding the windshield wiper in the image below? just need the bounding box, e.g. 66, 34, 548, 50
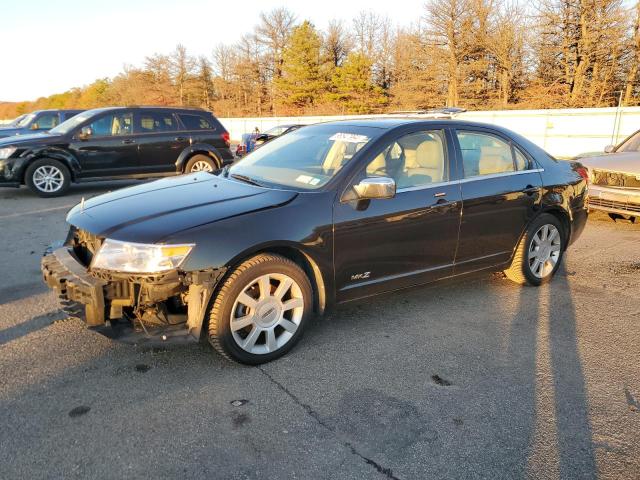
230, 173, 264, 187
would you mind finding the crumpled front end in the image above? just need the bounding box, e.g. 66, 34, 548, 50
41, 227, 226, 346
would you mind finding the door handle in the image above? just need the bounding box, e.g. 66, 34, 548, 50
175, 137, 187, 142
122, 139, 136, 144
434, 192, 447, 198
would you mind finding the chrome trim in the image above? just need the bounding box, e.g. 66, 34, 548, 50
457, 168, 545, 184
395, 168, 544, 193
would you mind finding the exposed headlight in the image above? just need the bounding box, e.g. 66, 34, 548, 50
91, 239, 194, 273
0, 147, 16, 159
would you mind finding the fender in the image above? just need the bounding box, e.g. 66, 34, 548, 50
16, 146, 80, 182
175, 143, 226, 173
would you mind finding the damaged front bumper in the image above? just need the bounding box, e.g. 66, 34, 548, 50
41, 245, 226, 346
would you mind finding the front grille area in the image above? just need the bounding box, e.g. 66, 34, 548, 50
592, 169, 640, 189
589, 197, 640, 213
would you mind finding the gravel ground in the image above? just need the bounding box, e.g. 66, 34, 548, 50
0, 181, 639, 480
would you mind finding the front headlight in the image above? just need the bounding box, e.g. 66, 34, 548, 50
91, 239, 194, 273
0, 147, 16, 159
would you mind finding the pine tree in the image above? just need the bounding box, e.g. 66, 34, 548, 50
330, 52, 387, 114
274, 21, 326, 111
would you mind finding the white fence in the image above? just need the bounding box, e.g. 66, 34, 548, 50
219, 106, 640, 159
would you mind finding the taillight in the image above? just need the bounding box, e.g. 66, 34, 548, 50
222, 131, 230, 147
576, 166, 589, 183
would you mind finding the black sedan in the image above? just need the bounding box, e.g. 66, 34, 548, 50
41, 119, 589, 364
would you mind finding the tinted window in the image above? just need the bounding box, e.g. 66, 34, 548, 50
457, 131, 515, 177
62, 111, 81, 121
34, 113, 59, 129
366, 131, 447, 189
137, 112, 177, 133
88, 112, 133, 137
179, 113, 214, 130
514, 148, 529, 170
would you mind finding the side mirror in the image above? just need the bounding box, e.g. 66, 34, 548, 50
30, 123, 39, 130
353, 177, 396, 200
78, 126, 93, 140
604, 144, 615, 153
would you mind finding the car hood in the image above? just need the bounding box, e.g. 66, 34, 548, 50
66, 173, 298, 243
0, 132, 60, 146
581, 152, 640, 174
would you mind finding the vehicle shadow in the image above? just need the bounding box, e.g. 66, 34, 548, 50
510, 259, 596, 478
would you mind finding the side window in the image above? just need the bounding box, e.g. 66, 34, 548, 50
456, 131, 516, 177
178, 113, 214, 130
34, 113, 59, 129
87, 112, 133, 137
514, 148, 529, 171
137, 112, 177, 133
365, 131, 447, 190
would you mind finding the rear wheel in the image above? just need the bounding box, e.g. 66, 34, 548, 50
207, 254, 313, 364
25, 158, 71, 197
185, 154, 218, 173
504, 213, 565, 286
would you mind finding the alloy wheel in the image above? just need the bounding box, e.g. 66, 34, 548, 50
32, 165, 64, 193
190, 160, 213, 172
230, 273, 304, 355
528, 224, 561, 278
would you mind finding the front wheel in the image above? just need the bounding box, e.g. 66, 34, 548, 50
504, 213, 565, 286
185, 154, 218, 173
207, 254, 313, 364
25, 158, 71, 197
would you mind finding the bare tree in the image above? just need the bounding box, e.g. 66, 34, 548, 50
323, 19, 352, 67
170, 44, 195, 105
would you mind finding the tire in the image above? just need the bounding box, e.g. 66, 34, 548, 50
207, 253, 313, 365
504, 213, 565, 286
25, 158, 71, 197
185, 154, 218, 173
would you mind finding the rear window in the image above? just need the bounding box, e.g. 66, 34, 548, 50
178, 113, 215, 131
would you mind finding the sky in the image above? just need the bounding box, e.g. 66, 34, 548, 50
0, 0, 424, 102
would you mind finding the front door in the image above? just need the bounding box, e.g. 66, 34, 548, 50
333, 129, 462, 302
453, 129, 544, 273
135, 110, 189, 174
69, 111, 138, 178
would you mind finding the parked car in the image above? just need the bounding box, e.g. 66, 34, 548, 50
235, 124, 303, 157
0, 106, 233, 196
41, 118, 588, 364
581, 129, 640, 221
0, 109, 84, 138
2, 114, 28, 127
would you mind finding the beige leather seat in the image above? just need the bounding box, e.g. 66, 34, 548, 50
408, 139, 445, 183
478, 146, 514, 175
322, 141, 347, 173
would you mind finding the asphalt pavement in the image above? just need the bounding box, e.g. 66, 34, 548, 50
0, 181, 639, 479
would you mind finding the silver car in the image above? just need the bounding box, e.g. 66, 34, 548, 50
582, 129, 640, 221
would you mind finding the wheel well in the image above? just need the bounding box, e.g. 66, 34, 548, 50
21, 156, 75, 183
256, 246, 326, 315
542, 208, 571, 246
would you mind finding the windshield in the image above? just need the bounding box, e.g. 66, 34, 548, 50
7, 114, 26, 127
264, 126, 286, 136
16, 113, 36, 128
228, 124, 380, 190
617, 131, 640, 153
49, 111, 93, 135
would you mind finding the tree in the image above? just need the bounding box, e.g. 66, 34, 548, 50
170, 44, 196, 105
275, 21, 326, 111
331, 52, 387, 113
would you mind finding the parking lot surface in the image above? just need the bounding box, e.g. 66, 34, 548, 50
1, 181, 639, 480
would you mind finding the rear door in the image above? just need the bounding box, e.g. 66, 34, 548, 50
453, 128, 543, 273
135, 110, 189, 174
68, 110, 138, 178
177, 112, 226, 151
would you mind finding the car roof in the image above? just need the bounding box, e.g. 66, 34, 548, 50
317, 117, 512, 133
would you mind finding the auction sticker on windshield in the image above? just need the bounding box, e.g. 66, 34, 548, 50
329, 133, 370, 143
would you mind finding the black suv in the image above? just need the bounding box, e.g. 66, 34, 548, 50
0, 106, 233, 196
0, 109, 84, 138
